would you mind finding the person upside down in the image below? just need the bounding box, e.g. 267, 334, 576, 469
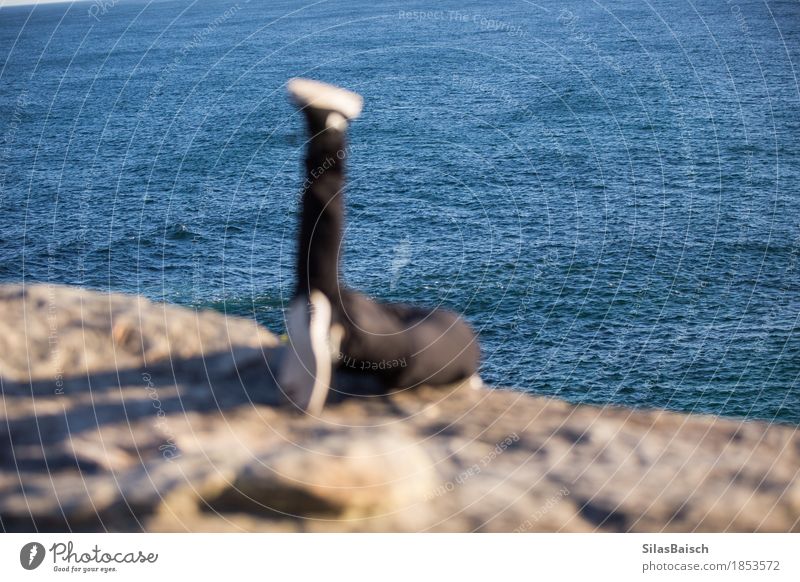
279, 78, 482, 414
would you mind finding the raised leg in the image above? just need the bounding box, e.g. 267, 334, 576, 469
291, 78, 361, 299
278, 79, 363, 413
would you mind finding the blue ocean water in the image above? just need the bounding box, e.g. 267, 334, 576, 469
1, 0, 798, 423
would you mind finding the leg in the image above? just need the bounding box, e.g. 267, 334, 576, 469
279, 79, 363, 413
293, 80, 358, 298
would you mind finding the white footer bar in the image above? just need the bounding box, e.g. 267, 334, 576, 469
1, 534, 796, 581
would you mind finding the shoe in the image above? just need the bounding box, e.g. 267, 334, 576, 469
278, 290, 334, 414
467, 374, 484, 390
287, 78, 363, 130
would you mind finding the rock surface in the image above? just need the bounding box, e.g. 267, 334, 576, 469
0, 283, 798, 532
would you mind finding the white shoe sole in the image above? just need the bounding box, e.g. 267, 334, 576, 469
287, 78, 363, 120
279, 291, 334, 414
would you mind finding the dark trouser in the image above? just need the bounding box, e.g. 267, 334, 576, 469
296, 109, 480, 390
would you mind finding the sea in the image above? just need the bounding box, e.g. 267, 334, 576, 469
1, 0, 798, 423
